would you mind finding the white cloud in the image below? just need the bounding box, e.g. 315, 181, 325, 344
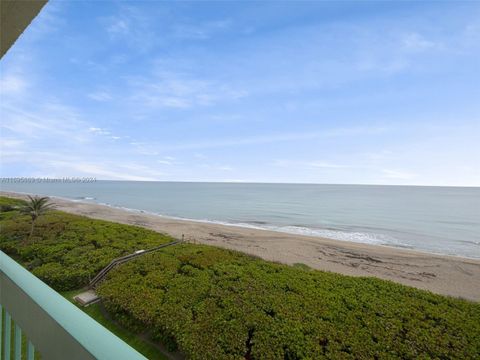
273, 159, 355, 171
401, 33, 438, 52
382, 169, 417, 180
127, 71, 247, 110
0, 75, 27, 94
197, 163, 234, 172
88, 127, 110, 135
88, 91, 113, 101
1, 103, 88, 141
0, 139, 24, 151
153, 125, 389, 152
218, 165, 234, 171
50, 161, 162, 181
108, 19, 129, 35
194, 153, 207, 159
355, 56, 409, 74
102, 6, 156, 52
172, 19, 232, 40
87, 127, 123, 141
129, 142, 159, 156
156, 156, 180, 166
307, 161, 350, 169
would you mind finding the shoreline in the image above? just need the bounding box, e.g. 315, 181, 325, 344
4, 190, 478, 261
74, 199, 480, 261
2, 191, 480, 301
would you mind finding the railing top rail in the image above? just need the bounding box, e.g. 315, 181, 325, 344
0, 251, 147, 360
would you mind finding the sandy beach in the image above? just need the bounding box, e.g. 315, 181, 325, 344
2, 191, 479, 301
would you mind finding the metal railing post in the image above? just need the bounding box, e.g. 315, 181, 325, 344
3, 312, 11, 360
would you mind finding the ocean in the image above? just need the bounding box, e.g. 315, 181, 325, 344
1, 181, 479, 259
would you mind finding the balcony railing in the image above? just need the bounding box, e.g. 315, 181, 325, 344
0, 250, 147, 360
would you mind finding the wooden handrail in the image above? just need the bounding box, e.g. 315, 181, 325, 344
89, 240, 181, 288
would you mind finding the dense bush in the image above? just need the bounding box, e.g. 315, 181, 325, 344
98, 245, 480, 359
0, 196, 23, 217
0, 196, 174, 290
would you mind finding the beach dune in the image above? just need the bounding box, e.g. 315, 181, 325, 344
2, 191, 479, 301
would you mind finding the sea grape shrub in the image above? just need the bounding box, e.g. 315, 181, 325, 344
0, 197, 174, 290
98, 244, 480, 360
31, 262, 91, 290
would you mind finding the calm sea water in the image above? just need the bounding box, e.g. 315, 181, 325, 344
1, 181, 479, 258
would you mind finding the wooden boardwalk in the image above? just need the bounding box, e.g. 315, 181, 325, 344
89, 240, 181, 288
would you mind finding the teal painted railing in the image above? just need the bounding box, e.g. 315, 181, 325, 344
0, 251, 147, 360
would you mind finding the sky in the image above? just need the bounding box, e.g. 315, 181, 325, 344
0, 1, 479, 186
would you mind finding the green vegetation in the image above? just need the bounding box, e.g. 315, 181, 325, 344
0, 196, 24, 213
98, 245, 480, 359
1, 196, 479, 359
0, 197, 174, 290
62, 290, 169, 360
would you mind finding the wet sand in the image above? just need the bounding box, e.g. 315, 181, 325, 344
2, 191, 479, 301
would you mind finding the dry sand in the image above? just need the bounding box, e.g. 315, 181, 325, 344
2, 191, 479, 301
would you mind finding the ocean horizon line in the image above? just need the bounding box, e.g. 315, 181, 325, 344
2, 178, 479, 188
